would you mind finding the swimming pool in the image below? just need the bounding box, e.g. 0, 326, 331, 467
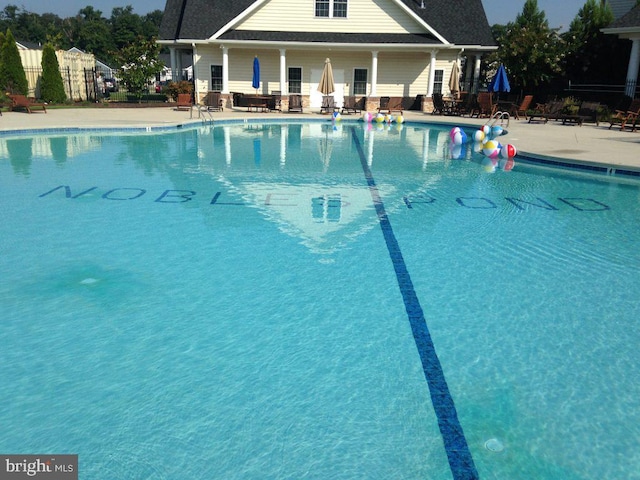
1, 121, 639, 479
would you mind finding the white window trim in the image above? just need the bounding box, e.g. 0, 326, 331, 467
315, 0, 348, 19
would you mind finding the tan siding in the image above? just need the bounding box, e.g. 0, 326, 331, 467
237, 0, 423, 34
376, 52, 430, 96
194, 46, 458, 99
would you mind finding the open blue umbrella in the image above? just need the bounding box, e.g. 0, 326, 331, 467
252, 56, 260, 93
488, 64, 510, 94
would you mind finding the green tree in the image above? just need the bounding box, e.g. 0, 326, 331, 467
488, 0, 564, 92
0, 29, 28, 94
68, 7, 115, 64
110, 6, 144, 52
563, 0, 628, 85
113, 36, 164, 101
40, 42, 66, 103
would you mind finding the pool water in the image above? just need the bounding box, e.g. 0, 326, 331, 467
1, 121, 639, 479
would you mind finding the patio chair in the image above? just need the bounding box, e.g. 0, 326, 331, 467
175, 93, 192, 111
471, 92, 496, 118
320, 95, 337, 114
288, 94, 303, 113
8, 94, 47, 113
203, 91, 223, 111
432, 93, 446, 115
510, 95, 533, 120
609, 98, 640, 131
269, 91, 282, 111
378, 96, 403, 115
341, 96, 362, 114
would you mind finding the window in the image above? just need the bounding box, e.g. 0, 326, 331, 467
315, 0, 329, 17
353, 69, 367, 95
315, 0, 347, 18
288, 67, 302, 94
333, 0, 347, 17
210, 65, 223, 92
433, 69, 443, 94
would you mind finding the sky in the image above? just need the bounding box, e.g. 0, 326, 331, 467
1, 0, 587, 30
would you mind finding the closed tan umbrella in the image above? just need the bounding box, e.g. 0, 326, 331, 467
318, 58, 335, 95
448, 62, 460, 99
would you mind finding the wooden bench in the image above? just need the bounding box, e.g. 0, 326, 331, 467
8, 94, 47, 113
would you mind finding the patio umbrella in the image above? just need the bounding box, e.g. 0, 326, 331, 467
317, 58, 335, 95
488, 64, 510, 97
252, 56, 260, 93
448, 62, 460, 99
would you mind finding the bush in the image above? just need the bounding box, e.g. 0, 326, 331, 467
166, 81, 193, 101
0, 29, 29, 95
40, 43, 67, 103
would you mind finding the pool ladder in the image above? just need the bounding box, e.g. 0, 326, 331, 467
196, 105, 214, 124
485, 110, 510, 129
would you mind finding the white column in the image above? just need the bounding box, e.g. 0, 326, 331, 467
169, 47, 178, 81
473, 56, 482, 93
191, 43, 199, 99
280, 49, 287, 95
370, 51, 378, 96
625, 38, 640, 97
427, 50, 437, 96
222, 46, 229, 94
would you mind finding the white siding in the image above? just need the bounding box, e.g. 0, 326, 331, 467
237, 0, 424, 34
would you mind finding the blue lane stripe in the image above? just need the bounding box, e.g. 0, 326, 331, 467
350, 127, 479, 480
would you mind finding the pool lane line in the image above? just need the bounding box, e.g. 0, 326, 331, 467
350, 127, 479, 480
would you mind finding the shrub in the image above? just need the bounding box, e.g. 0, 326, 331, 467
0, 29, 29, 95
166, 81, 193, 101
40, 43, 67, 103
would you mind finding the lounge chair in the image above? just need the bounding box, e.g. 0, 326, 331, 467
431, 93, 446, 115
288, 94, 303, 113
203, 91, 223, 111
528, 100, 563, 123
320, 95, 337, 114
509, 95, 533, 120
560, 101, 601, 126
341, 96, 363, 114
378, 96, 403, 115
8, 94, 47, 113
471, 92, 495, 118
609, 98, 640, 131
175, 93, 192, 111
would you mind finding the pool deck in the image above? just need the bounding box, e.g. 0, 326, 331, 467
1, 106, 639, 172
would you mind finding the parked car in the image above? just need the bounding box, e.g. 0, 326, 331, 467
104, 78, 119, 92
155, 80, 169, 93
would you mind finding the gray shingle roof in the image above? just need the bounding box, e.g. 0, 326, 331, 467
608, 4, 640, 29
219, 31, 439, 45
159, 0, 496, 47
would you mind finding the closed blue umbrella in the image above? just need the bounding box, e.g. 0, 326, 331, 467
488, 64, 510, 94
252, 56, 260, 93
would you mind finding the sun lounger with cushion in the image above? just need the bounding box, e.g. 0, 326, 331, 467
560, 102, 600, 126
528, 100, 563, 123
